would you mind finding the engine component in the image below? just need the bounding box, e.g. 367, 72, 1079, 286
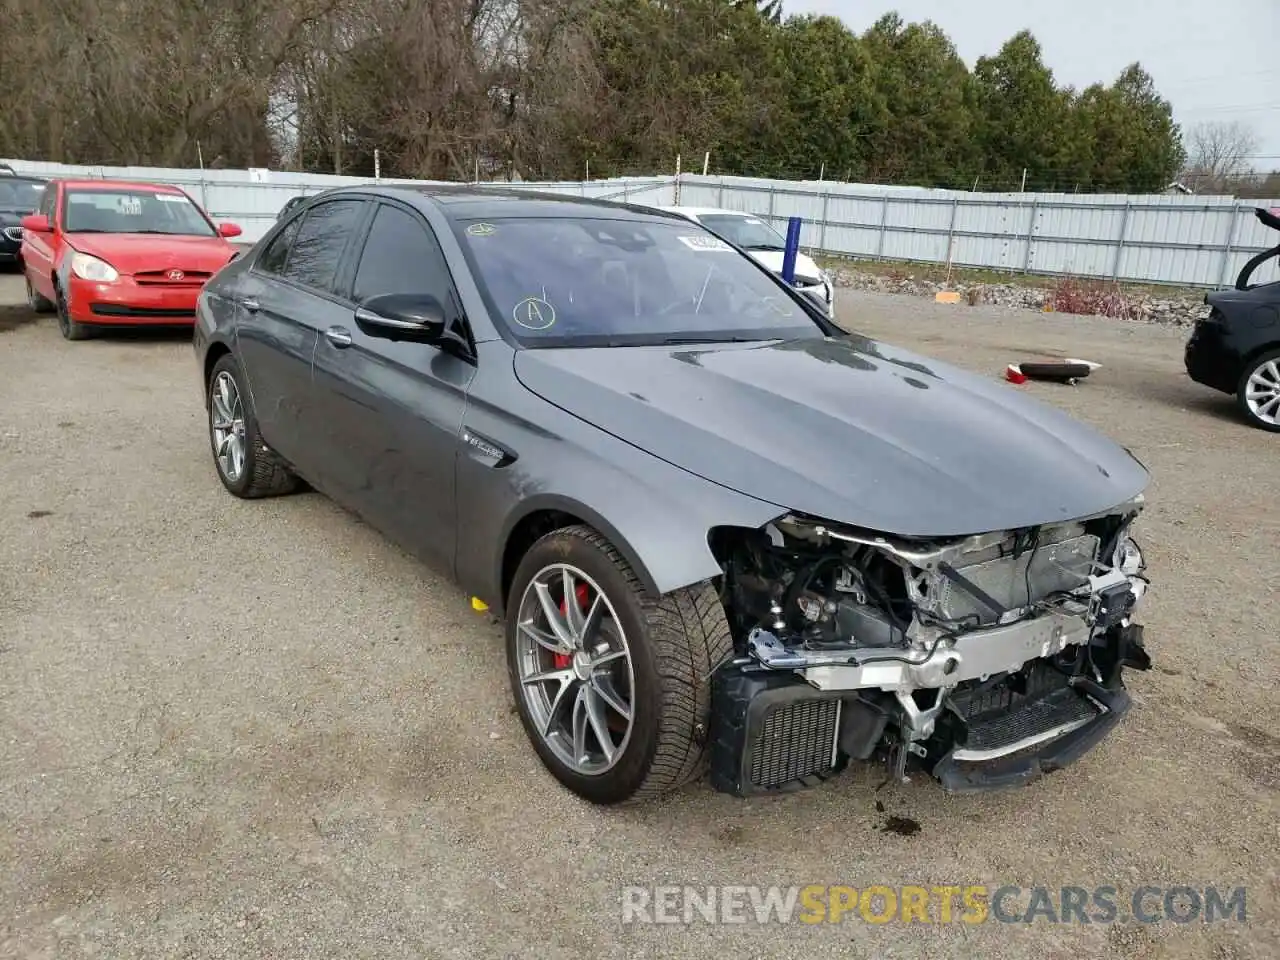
707, 500, 1152, 795
708, 662, 847, 796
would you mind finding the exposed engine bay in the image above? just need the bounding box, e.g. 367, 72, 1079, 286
706, 499, 1153, 795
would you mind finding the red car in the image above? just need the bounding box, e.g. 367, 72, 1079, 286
20, 179, 242, 340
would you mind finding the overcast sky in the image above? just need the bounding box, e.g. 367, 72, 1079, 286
789, 0, 1280, 166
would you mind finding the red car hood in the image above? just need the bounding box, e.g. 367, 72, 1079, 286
65, 233, 236, 276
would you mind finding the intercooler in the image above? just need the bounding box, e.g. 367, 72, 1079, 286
709, 665, 846, 795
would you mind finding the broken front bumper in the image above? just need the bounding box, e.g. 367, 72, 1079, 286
707, 622, 1150, 797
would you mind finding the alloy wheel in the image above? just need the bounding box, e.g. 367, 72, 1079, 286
1245, 359, 1280, 426
513, 563, 636, 776
210, 371, 247, 482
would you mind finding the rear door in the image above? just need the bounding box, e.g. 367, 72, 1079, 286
307, 199, 477, 577
233, 197, 369, 475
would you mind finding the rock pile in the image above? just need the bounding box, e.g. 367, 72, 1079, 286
827, 264, 1212, 328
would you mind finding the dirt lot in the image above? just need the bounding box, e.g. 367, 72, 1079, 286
1, 272, 1276, 960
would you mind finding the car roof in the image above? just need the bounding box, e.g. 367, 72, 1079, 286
311, 184, 686, 223
58, 179, 186, 193
658, 206, 764, 219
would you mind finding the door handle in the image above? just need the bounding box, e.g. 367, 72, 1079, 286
325, 326, 353, 348
241, 298, 260, 312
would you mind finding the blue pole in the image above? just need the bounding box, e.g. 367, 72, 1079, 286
781, 216, 802, 284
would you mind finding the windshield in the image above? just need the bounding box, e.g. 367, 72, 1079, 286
455, 216, 821, 347
697, 213, 786, 251
61, 188, 216, 236
0, 179, 42, 212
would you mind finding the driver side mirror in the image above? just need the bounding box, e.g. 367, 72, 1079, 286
354, 292, 453, 346
20, 214, 51, 233
217, 222, 243, 238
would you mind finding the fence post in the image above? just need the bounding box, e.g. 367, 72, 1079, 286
944, 196, 959, 264
875, 195, 890, 261
1111, 202, 1132, 281
1021, 199, 1038, 274
819, 188, 831, 254
1217, 204, 1241, 288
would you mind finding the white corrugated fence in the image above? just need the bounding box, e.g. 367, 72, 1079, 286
5, 158, 1277, 289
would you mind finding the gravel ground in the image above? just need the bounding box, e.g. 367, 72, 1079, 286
1, 272, 1277, 960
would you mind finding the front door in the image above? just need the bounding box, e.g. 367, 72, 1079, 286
307, 199, 476, 577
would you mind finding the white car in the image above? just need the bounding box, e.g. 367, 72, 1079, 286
658, 206, 835, 317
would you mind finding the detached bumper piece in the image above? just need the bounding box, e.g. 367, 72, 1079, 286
930, 677, 1130, 793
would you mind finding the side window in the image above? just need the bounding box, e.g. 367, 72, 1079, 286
257, 216, 300, 275
280, 199, 365, 293
352, 204, 453, 304
39, 186, 55, 219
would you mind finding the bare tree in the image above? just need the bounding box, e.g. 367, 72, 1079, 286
1185, 120, 1261, 192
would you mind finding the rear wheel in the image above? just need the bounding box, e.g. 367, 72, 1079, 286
55, 284, 92, 340
1237, 348, 1280, 433
207, 353, 300, 498
506, 524, 732, 804
26, 275, 53, 314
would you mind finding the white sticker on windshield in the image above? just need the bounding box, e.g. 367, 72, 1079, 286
119, 197, 141, 215
678, 235, 733, 252
155, 194, 190, 203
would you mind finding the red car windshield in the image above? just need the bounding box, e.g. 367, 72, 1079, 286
61, 188, 216, 237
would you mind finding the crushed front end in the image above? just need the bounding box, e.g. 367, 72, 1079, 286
707, 500, 1152, 795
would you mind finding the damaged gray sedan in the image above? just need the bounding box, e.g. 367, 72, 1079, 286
194, 185, 1152, 805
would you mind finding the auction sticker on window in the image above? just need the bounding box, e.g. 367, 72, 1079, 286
512, 297, 556, 330
678, 235, 734, 252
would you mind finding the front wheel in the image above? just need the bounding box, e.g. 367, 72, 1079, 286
55, 285, 91, 340
1237, 349, 1280, 433
506, 525, 733, 804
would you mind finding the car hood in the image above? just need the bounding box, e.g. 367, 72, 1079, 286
746, 249, 822, 284
513, 334, 1149, 538
64, 234, 236, 275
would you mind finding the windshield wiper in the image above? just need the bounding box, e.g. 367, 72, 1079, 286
743, 243, 785, 251
656, 335, 770, 345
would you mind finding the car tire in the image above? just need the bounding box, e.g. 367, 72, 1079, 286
506, 524, 732, 805
1236, 348, 1280, 433
54, 284, 92, 340
26, 274, 53, 314
207, 353, 300, 498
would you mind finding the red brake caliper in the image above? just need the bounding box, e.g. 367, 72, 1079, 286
553, 583, 591, 669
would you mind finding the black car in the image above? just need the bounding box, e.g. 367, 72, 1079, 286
1186, 206, 1280, 432
194, 185, 1153, 805
0, 163, 46, 267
